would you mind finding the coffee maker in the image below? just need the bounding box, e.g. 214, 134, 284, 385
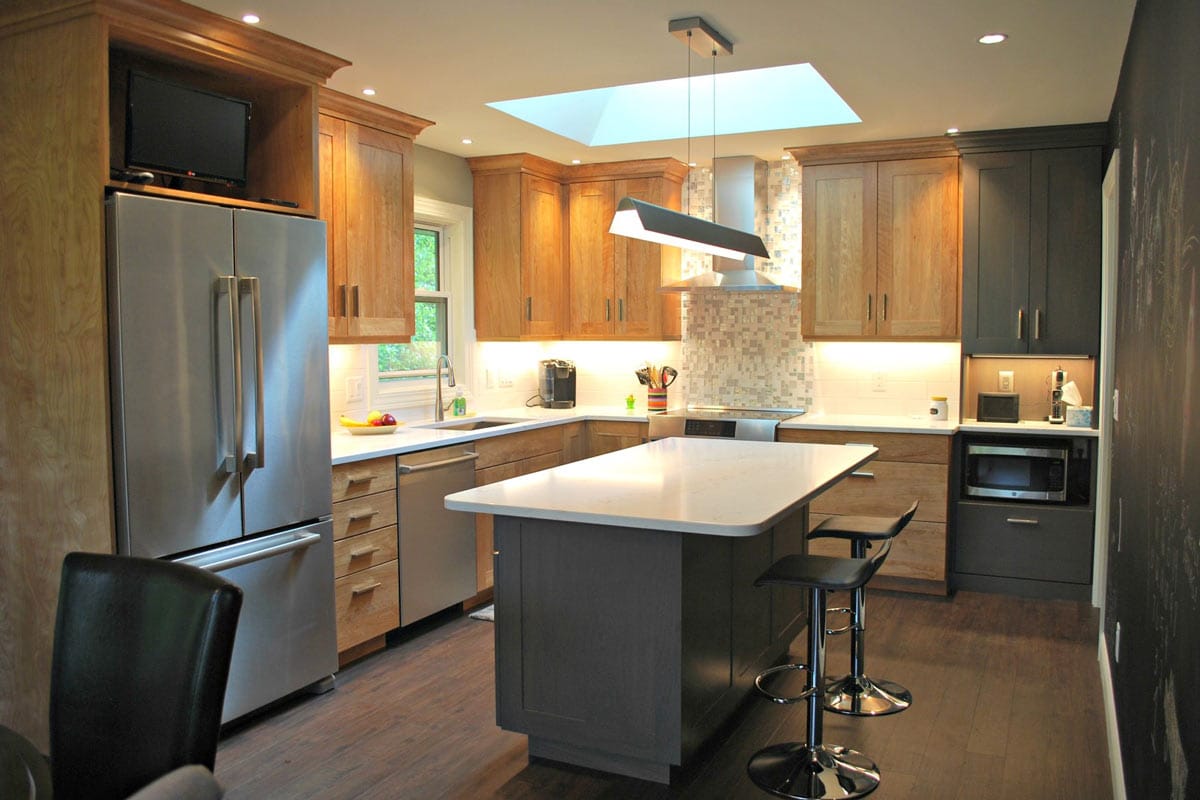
1049, 368, 1067, 424
538, 359, 576, 408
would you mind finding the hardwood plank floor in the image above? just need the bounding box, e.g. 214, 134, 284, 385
215, 590, 1113, 799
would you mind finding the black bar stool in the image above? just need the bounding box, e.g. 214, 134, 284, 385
808, 500, 918, 717
746, 539, 893, 799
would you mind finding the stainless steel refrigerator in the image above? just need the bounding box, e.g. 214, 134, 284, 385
106, 192, 337, 722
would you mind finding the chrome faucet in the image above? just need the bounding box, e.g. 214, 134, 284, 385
434, 355, 456, 421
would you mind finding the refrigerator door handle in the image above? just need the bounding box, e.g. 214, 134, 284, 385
240, 276, 266, 470
194, 530, 323, 573
217, 276, 242, 474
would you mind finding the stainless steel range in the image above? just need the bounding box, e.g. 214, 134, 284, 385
647, 405, 807, 442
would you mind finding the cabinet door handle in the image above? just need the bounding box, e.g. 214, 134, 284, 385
1005, 517, 1040, 526
351, 581, 382, 596
618, 298, 624, 321
605, 298, 611, 321
1034, 308, 1043, 340
526, 296, 532, 321
349, 545, 381, 559
340, 284, 349, 318
345, 474, 373, 485
866, 294, 873, 321
850, 470, 875, 478
352, 285, 361, 317
1017, 308, 1025, 340
882, 293, 888, 321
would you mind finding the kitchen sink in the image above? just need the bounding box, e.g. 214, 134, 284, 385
416, 417, 525, 431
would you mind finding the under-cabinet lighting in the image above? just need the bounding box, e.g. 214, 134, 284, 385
978, 33, 1008, 45
241, 13, 260, 24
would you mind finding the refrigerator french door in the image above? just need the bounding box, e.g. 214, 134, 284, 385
107, 192, 337, 721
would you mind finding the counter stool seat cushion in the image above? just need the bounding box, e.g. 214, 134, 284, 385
754, 553, 876, 593
808, 500, 920, 542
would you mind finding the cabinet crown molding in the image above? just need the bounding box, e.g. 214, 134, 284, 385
468, 153, 688, 185
951, 123, 1108, 155
319, 87, 434, 140
788, 137, 959, 166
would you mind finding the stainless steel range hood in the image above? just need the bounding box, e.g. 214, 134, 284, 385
661, 156, 798, 292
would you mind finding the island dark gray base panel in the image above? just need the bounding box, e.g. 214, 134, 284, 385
493, 512, 807, 783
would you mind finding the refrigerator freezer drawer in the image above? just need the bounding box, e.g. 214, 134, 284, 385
177, 521, 337, 722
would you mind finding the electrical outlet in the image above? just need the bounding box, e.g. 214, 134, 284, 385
870, 371, 887, 392
998, 370, 1014, 392
345, 375, 364, 403
497, 371, 514, 388
1114, 621, 1121, 663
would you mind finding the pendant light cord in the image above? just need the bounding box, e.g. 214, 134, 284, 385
711, 43, 717, 223
686, 32, 692, 215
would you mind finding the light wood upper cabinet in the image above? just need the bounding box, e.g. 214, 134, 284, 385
794, 139, 960, 341
565, 165, 685, 340
469, 155, 568, 340
319, 88, 433, 344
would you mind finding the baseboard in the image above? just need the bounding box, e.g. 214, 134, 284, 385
1098, 632, 1127, 799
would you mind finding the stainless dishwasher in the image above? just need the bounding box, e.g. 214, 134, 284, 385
396, 445, 479, 625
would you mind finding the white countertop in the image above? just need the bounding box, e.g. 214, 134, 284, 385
443, 438, 877, 538
958, 419, 1099, 437
779, 413, 958, 435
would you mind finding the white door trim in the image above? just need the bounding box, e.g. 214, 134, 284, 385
1094, 148, 1120, 611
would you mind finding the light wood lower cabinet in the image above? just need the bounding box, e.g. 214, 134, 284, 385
331, 456, 400, 661
586, 420, 649, 456
472, 427, 566, 592
777, 428, 951, 594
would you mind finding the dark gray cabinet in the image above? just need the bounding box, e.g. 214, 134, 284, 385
961, 146, 1102, 355
955, 500, 1093, 586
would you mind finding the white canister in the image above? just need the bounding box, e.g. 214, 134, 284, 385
929, 396, 948, 421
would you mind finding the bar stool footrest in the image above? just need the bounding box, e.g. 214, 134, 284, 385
824, 674, 912, 717
754, 663, 815, 705
747, 741, 880, 799
824, 606, 853, 635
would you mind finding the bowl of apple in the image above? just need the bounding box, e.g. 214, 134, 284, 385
340, 411, 400, 435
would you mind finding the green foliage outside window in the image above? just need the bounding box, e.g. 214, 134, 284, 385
378, 227, 446, 379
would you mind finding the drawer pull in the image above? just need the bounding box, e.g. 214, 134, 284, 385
345, 474, 373, 485
850, 470, 875, 478
351, 581, 382, 596
348, 512, 376, 523
349, 545, 381, 558
1006, 517, 1040, 526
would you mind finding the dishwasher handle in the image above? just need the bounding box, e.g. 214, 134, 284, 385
397, 451, 479, 475
198, 531, 323, 573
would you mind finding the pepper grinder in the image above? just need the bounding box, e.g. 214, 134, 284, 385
1049, 368, 1067, 424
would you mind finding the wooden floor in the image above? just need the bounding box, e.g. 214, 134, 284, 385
215, 590, 1113, 799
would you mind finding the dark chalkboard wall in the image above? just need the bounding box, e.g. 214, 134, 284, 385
1107, 0, 1200, 797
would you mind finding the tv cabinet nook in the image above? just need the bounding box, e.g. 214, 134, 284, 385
445, 438, 877, 783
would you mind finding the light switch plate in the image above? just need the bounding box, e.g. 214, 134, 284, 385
346, 375, 364, 403
998, 370, 1014, 392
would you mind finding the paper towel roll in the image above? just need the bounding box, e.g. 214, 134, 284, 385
1061, 380, 1083, 406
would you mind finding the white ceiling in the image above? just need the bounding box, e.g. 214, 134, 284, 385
190, 0, 1136, 165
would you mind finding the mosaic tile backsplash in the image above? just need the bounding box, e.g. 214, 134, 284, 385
681, 158, 813, 409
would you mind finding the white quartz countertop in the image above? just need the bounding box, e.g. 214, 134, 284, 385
778, 413, 958, 435
443, 438, 877, 537
330, 404, 647, 465
958, 419, 1100, 437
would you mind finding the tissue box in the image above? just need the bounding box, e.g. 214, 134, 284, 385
1066, 406, 1093, 427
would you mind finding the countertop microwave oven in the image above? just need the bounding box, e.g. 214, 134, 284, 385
963, 437, 1090, 503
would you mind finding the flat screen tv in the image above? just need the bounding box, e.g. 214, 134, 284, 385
125, 71, 251, 187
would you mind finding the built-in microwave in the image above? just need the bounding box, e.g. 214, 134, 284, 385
963, 438, 1087, 503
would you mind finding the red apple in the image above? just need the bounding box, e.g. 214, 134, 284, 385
379, 413, 396, 426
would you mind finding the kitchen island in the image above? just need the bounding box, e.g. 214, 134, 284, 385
444, 437, 876, 783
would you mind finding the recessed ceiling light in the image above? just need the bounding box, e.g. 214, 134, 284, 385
688, 161, 697, 168
361, 87, 376, 97
781, 153, 792, 160
946, 127, 960, 135
571, 159, 582, 165
978, 33, 1007, 45
461, 138, 473, 145
241, 13, 260, 24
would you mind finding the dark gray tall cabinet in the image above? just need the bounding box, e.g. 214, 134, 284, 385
959, 125, 1105, 355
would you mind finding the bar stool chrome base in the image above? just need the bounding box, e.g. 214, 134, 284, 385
824, 674, 912, 716
747, 741, 880, 799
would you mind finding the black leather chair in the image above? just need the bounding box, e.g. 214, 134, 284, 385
49, 552, 242, 800
746, 539, 893, 799
808, 500, 918, 716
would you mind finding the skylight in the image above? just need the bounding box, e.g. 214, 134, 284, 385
486, 64, 860, 147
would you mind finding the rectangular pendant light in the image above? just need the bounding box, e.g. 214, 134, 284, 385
609, 196, 769, 261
